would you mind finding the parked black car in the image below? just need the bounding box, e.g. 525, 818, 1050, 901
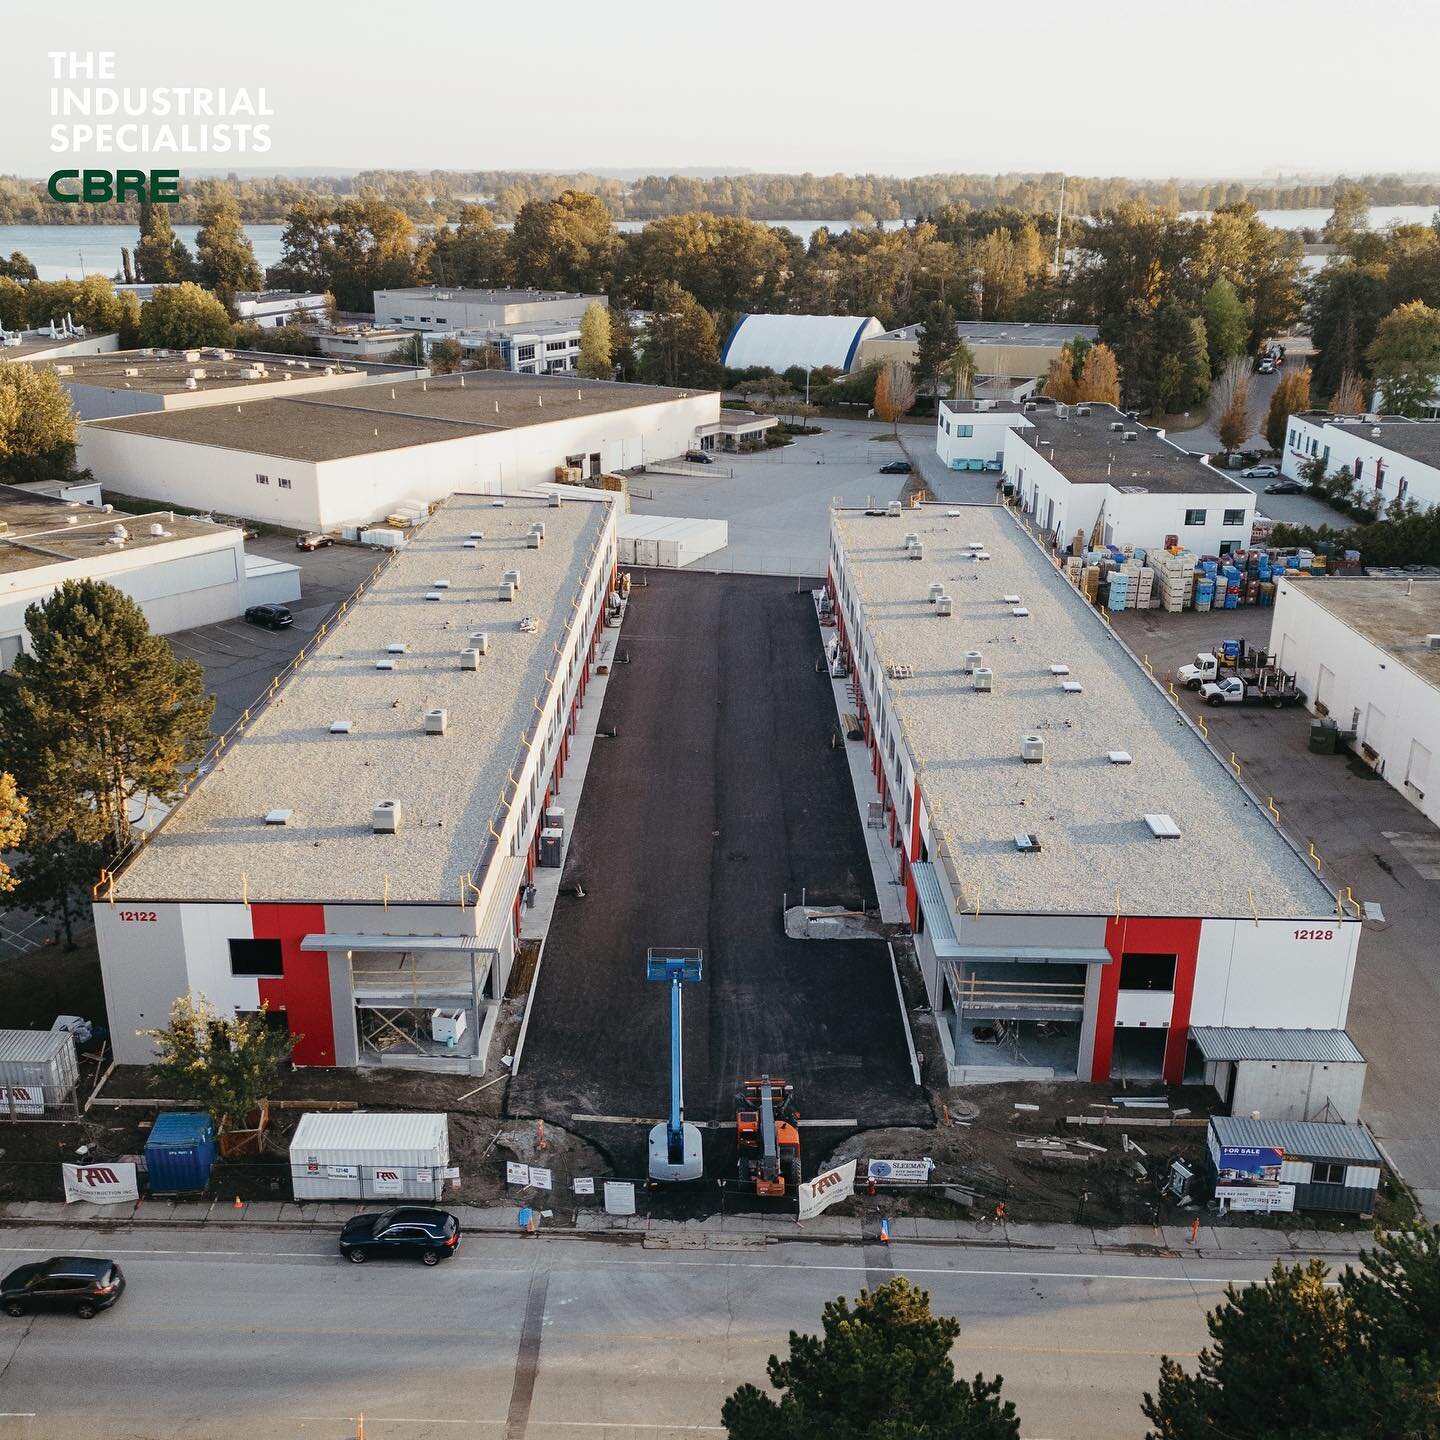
296, 533, 334, 551
244, 604, 294, 630
684, 450, 713, 464
339, 1208, 461, 1265
879, 459, 913, 475
1264, 479, 1308, 495
2, 1257, 125, 1317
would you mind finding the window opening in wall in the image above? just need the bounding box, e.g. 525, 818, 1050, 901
229, 937, 283, 977
1118, 952, 1176, 991
1312, 1161, 1345, 1185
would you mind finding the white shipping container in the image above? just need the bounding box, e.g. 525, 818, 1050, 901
0, 1029, 80, 1110
617, 513, 727, 568
290, 1111, 449, 1201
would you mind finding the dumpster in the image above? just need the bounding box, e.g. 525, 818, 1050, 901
144, 1111, 218, 1192
1309, 718, 1339, 754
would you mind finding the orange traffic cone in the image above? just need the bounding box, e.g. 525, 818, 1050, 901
233, 1195, 244, 1209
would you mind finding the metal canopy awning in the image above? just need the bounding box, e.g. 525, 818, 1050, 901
300, 934, 492, 954
947, 944, 1113, 966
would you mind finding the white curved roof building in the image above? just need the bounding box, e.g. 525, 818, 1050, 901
721, 313, 884, 374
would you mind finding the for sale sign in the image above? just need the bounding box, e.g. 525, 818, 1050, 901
62, 1161, 139, 1205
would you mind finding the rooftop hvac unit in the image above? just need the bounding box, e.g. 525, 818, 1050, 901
1145, 813, 1181, 840
425, 708, 448, 735
264, 808, 292, 825
549, 491, 563, 507
189, 367, 207, 380
935, 594, 953, 616
1014, 832, 1042, 852
1077, 405, 1091, 416
469, 531, 484, 540
1024, 401, 1038, 412
53, 364, 73, 375
1049, 663, 1070, 675
1122, 431, 1138, 442
527, 529, 543, 549
1109, 421, 1124, 432
183, 351, 200, 363
1020, 734, 1045, 764
973, 666, 993, 692
909, 540, 924, 560
1003, 593, 1021, 604
464, 540, 478, 549
1061, 680, 1083, 693
504, 569, 520, 589
469, 631, 490, 654
963, 649, 983, 672
460, 647, 481, 669
886, 500, 902, 517
1107, 750, 1132, 765
499, 580, 516, 601
1012, 606, 1030, 617
387, 643, 407, 654
967, 541, 985, 550
425, 591, 443, 602
1426, 634, 1440, 651
928, 582, 945, 603
903, 532, 919, 549
432, 578, 450, 589
123, 367, 140, 377
371, 800, 400, 833
329, 720, 353, 734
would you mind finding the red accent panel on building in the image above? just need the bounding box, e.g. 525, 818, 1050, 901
252, 903, 334, 1067
1092, 916, 1202, 1083
904, 778, 922, 927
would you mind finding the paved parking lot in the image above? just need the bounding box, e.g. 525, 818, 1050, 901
163, 537, 384, 733
1113, 605, 1440, 1218
508, 570, 929, 1165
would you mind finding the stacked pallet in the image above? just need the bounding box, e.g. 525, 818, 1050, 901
1152, 548, 1197, 612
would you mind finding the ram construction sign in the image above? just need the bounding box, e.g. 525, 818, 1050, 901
62, 1161, 139, 1205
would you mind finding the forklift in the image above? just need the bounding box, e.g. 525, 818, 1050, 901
735, 1076, 801, 1196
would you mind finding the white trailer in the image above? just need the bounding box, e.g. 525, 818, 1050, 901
290, 1112, 449, 1202
618, 514, 728, 569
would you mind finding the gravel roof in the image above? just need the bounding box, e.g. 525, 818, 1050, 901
831, 505, 1338, 918
115, 492, 612, 903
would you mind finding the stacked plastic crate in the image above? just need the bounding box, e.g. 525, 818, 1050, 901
1153, 549, 1197, 612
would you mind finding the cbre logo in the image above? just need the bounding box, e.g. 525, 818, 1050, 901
75, 1166, 121, 1187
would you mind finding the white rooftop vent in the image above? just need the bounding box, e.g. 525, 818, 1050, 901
1012, 607, 1030, 617
264, 808, 292, 825
1077, 405, 1091, 416
469, 531, 484, 540
469, 631, 490, 654
1061, 680, 1084, 693
499, 580, 516, 601
963, 649, 983, 673
903, 532, 919, 548
1109, 420, 1124, 432
1426, 634, 1440, 651
549, 491, 562, 507
492, 498, 507, 507
432, 578, 451, 589
935, 594, 953, 617
149, 522, 166, 537
973, 666, 993, 692
375, 659, 396, 671
928, 581, 945, 603
1002, 594, 1021, 604
967, 541, 985, 551
460, 647, 482, 669
1049, 663, 1070, 675
1145, 813, 1181, 840
1108, 750, 1132, 765
425, 708, 448, 735
372, 800, 400, 833
329, 720, 353, 734
464, 540, 478, 549
1372, 425, 1382, 437
504, 569, 520, 588
973, 550, 992, 561
1014, 832, 1042, 852
909, 540, 924, 560
886, 500, 902, 517
1020, 734, 1045, 764
1122, 430, 1138, 442
184, 377, 197, 390
387, 643, 407, 654
425, 591, 443, 602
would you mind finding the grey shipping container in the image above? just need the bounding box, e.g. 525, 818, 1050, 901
290, 1111, 449, 1202
0, 1029, 80, 1115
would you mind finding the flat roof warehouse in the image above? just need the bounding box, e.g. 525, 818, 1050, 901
830, 505, 1336, 918
112, 492, 612, 904
32, 350, 407, 397
83, 371, 702, 463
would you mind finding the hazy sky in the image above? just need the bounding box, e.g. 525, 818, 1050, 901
5, 0, 1438, 178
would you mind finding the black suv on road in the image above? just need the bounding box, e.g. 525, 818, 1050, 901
339, 1208, 461, 1265
2, 1257, 125, 1317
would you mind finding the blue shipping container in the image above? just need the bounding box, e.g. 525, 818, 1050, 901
144, 1110, 218, 1193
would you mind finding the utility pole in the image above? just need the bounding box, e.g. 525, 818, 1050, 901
1053, 175, 1066, 277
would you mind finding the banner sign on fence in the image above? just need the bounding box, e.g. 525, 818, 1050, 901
505, 1161, 530, 1186
573, 1176, 595, 1195
798, 1159, 857, 1221
604, 1180, 636, 1216
1219, 1184, 1296, 1213
528, 1167, 553, 1191
62, 1161, 139, 1205
1, 1087, 45, 1117
372, 1169, 404, 1194
867, 1157, 934, 1184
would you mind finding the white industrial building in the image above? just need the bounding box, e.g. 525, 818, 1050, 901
0, 485, 248, 670
374, 288, 603, 330
1271, 576, 1440, 826
95, 489, 620, 1077
938, 398, 1257, 555
827, 503, 1362, 1088
721, 313, 884, 375
76, 372, 720, 532
859, 321, 1099, 382
1282, 414, 1440, 513
234, 291, 330, 329
0, 321, 120, 362
429, 320, 585, 375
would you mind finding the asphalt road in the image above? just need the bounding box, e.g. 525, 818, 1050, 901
0, 1224, 1297, 1440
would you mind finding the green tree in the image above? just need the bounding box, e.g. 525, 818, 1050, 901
1367, 300, 1440, 416
1264, 367, 1312, 451
327, 196, 418, 311
195, 188, 264, 312
0, 580, 214, 852
0, 773, 26, 893
722, 1277, 1020, 1440
577, 302, 613, 379
639, 282, 721, 388
232, 318, 320, 356
1143, 1228, 1440, 1440
943, 337, 978, 399
913, 299, 958, 397
267, 195, 334, 294
1307, 262, 1392, 396
0, 250, 37, 281
2, 827, 108, 949
138, 282, 235, 349
0, 364, 77, 472
1200, 278, 1249, 376
1323, 182, 1371, 248
144, 993, 297, 1127
134, 201, 195, 283
427, 204, 511, 288
511, 189, 620, 293
428, 337, 465, 374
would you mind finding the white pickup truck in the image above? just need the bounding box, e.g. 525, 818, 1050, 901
1177, 653, 1221, 688
1200, 675, 1304, 708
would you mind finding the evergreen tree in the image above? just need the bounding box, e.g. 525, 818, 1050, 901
577, 302, 613, 379
0, 579, 214, 853
1200, 278, 1249, 376
639, 282, 721, 388
913, 300, 958, 396
1367, 300, 1440, 416
134, 201, 195, 283
723, 1277, 1020, 1440
1264, 367, 1312, 451
195, 189, 264, 312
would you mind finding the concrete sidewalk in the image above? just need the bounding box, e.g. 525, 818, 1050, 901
0, 1196, 1374, 1261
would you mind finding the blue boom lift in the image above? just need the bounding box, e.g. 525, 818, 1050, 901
645, 948, 704, 1181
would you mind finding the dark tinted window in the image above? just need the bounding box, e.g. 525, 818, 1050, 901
1119, 953, 1176, 991
230, 938, 283, 977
